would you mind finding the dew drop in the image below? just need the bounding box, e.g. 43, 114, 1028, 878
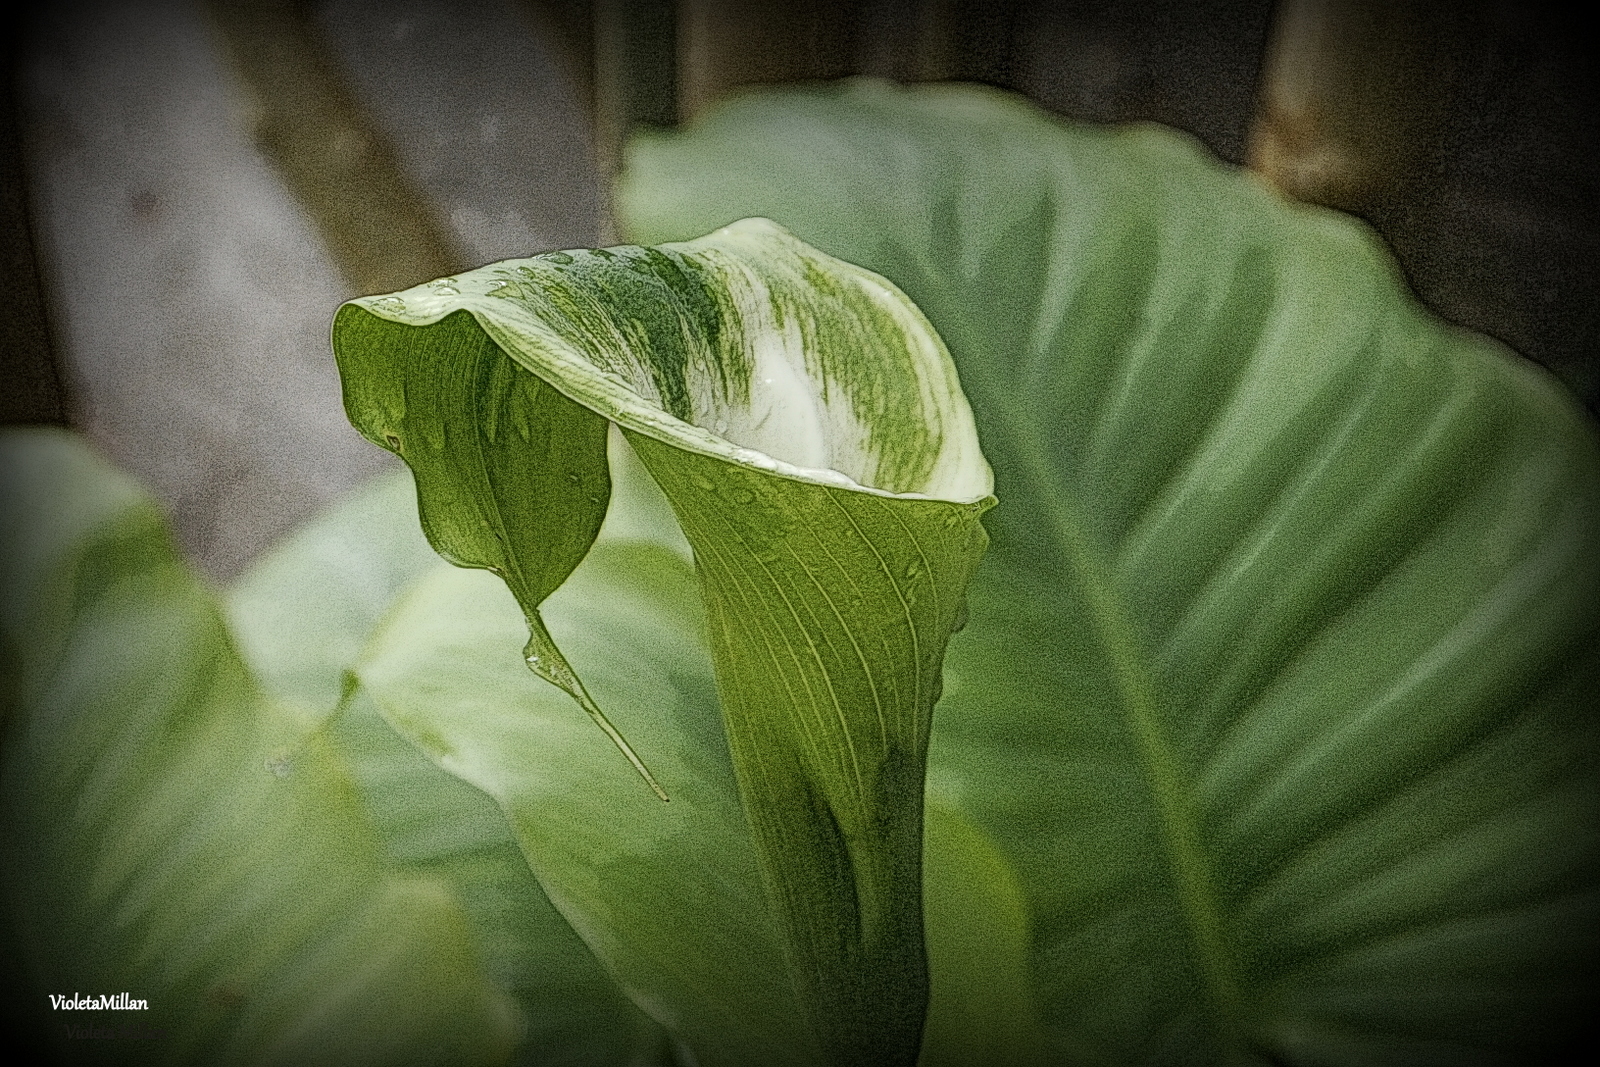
566, 472, 581, 484
525, 653, 541, 668
545, 251, 574, 265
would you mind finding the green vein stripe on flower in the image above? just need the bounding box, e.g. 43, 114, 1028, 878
350, 217, 991, 504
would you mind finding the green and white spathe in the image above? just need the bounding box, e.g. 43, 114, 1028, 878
334, 218, 993, 1067
347, 217, 990, 502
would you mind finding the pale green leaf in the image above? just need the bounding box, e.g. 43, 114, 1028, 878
226, 457, 675, 1067
225, 466, 441, 727
355, 543, 806, 1065
325, 692, 673, 1067
921, 802, 1049, 1067
621, 80, 1600, 1064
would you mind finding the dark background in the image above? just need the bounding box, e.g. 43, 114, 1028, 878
4, 0, 1598, 576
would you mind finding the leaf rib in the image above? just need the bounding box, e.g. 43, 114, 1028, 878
783, 519, 891, 756
1005, 399, 1245, 1045
693, 531, 833, 771
697, 513, 859, 794
826, 492, 926, 727
792, 506, 908, 743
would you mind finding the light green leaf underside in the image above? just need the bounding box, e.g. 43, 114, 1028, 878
226, 464, 675, 1067
226, 464, 441, 726
355, 543, 814, 1067
622, 80, 1600, 1064
351, 527, 1039, 1067
0, 428, 514, 1066
324, 693, 673, 1067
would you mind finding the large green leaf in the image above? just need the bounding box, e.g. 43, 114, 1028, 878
621, 80, 1600, 1063
333, 220, 993, 1066
0, 428, 514, 1065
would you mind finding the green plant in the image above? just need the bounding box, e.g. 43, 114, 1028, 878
3, 81, 1596, 1066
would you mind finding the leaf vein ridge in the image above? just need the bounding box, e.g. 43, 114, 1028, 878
1006, 399, 1245, 1044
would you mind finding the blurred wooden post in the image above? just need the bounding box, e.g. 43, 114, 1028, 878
552, 0, 1030, 242
205, 0, 463, 294
677, 0, 859, 120
2, 41, 69, 426
592, 0, 677, 242
1248, 0, 1463, 227
524, 0, 596, 121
